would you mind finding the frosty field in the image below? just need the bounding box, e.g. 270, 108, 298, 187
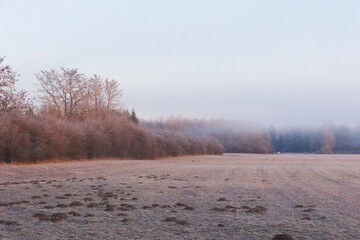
0, 154, 359, 240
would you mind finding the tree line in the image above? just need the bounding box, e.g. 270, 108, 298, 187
2, 56, 358, 164
269, 124, 360, 154
146, 117, 360, 154
145, 118, 273, 153
0, 57, 223, 163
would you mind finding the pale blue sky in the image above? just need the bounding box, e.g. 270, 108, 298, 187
0, 0, 359, 125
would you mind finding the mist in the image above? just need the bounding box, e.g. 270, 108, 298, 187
145, 117, 360, 154
1, 1, 359, 126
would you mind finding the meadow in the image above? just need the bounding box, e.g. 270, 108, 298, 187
1, 154, 359, 240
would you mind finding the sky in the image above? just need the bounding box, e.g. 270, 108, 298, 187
0, 0, 359, 126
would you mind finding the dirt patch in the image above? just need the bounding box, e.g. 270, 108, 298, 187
163, 217, 189, 226
31, 196, 41, 199
174, 203, 188, 208
69, 201, 84, 207
272, 234, 294, 240
212, 207, 228, 212
121, 219, 132, 223
184, 206, 195, 210
87, 203, 99, 208
83, 197, 93, 202
246, 206, 267, 214
68, 211, 81, 216
50, 213, 68, 222
55, 196, 68, 200
34, 213, 49, 221
303, 208, 314, 212
217, 197, 228, 202
56, 204, 68, 208
44, 205, 55, 209
225, 205, 237, 209
120, 203, 135, 210
105, 204, 116, 212
0, 219, 21, 226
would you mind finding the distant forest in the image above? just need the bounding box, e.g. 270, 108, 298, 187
146, 118, 360, 154
1, 57, 359, 164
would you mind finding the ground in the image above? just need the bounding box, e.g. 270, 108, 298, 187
0, 154, 359, 240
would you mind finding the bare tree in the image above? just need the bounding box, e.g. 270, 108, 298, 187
87, 74, 105, 113
104, 78, 122, 110
36, 68, 88, 119
37, 68, 123, 119
87, 75, 122, 115
319, 124, 336, 154
0, 57, 32, 113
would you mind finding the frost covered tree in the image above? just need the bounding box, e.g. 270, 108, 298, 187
36, 68, 89, 119
0, 57, 32, 113
37, 68, 123, 119
87, 74, 122, 116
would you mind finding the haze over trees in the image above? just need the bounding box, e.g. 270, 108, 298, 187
268, 124, 360, 154
1, 57, 360, 164
0, 58, 223, 164
146, 118, 360, 154
146, 118, 273, 154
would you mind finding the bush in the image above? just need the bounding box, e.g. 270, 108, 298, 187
0, 113, 224, 164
